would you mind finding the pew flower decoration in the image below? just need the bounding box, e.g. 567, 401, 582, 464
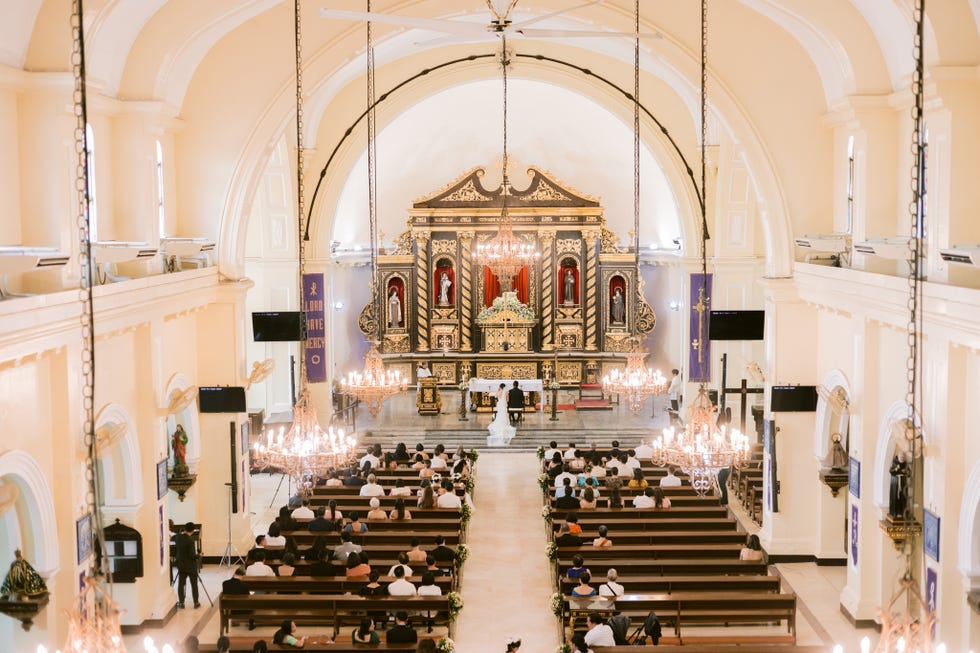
536, 445, 545, 460
459, 503, 472, 526
435, 637, 455, 653
555, 645, 572, 653
541, 505, 553, 524
447, 593, 463, 623
467, 448, 479, 463
538, 473, 549, 492
550, 591, 564, 618
455, 543, 469, 564
463, 475, 476, 495
546, 541, 558, 561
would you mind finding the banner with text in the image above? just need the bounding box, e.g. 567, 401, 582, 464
303, 273, 326, 383
688, 273, 713, 383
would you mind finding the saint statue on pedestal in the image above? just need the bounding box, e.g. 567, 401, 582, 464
438, 272, 453, 305
563, 269, 576, 304
888, 454, 910, 520
611, 288, 626, 324
388, 289, 402, 328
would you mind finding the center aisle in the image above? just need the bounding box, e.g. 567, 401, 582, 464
454, 452, 559, 652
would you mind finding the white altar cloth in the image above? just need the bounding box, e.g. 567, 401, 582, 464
468, 378, 544, 393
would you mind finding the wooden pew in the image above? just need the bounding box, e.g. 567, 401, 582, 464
554, 559, 767, 577
562, 531, 748, 546
556, 517, 738, 533
593, 645, 829, 653
556, 543, 743, 560
559, 574, 780, 595
200, 640, 422, 652
241, 575, 453, 594
552, 506, 730, 521
291, 518, 462, 532
281, 530, 462, 546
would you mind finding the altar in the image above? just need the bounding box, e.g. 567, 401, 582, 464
467, 377, 543, 413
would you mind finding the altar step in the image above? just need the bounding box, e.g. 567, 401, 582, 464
573, 398, 613, 410
359, 428, 655, 452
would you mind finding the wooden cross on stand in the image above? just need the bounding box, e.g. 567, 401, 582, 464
719, 353, 764, 434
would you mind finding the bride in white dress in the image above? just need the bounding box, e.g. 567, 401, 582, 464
487, 382, 517, 446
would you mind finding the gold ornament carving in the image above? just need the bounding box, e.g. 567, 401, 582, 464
600, 226, 626, 253
358, 301, 377, 338
603, 332, 632, 352
432, 307, 458, 321
556, 239, 580, 255
635, 291, 657, 335
556, 325, 582, 349
444, 180, 492, 203
526, 179, 569, 202
431, 239, 458, 256
557, 361, 582, 384
383, 333, 412, 353
556, 306, 582, 321
431, 362, 457, 385
475, 362, 537, 379
390, 223, 414, 255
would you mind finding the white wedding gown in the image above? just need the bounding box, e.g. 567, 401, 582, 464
486, 390, 517, 446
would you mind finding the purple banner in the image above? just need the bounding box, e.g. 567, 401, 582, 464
850, 503, 859, 565
689, 273, 713, 383
926, 567, 937, 638
303, 273, 326, 383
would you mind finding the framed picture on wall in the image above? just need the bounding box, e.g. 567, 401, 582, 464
924, 509, 940, 562
848, 457, 861, 498
157, 459, 168, 500
76, 513, 93, 564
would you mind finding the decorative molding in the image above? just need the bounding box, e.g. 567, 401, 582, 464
556, 238, 580, 255
430, 239, 458, 256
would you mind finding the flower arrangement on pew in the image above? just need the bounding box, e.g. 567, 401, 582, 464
554, 644, 572, 653
455, 543, 469, 564
447, 593, 463, 623
538, 473, 549, 492
536, 446, 545, 460
435, 637, 455, 653
459, 503, 472, 526
541, 504, 553, 525
546, 541, 558, 561
550, 592, 564, 618
466, 448, 479, 463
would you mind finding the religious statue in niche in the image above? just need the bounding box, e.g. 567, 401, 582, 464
388, 288, 402, 328
888, 453, 910, 520
829, 433, 848, 472
439, 272, 453, 305
435, 260, 455, 306
0, 549, 48, 598
171, 424, 189, 477
609, 275, 627, 325
559, 259, 578, 305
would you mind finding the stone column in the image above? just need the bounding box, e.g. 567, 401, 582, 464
583, 230, 600, 351
458, 231, 475, 352
414, 232, 430, 351
539, 230, 556, 350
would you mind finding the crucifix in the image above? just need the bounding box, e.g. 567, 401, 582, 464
719, 353, 765, 434
692, 286, 709, 362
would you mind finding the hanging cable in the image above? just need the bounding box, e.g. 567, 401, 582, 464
697, 0, 710, 389
294, 0, 308, 387
366, 0, 381, 342
633, 0, 641, 323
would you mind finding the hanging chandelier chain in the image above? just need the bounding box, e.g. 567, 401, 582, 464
633, 0, 641, 286
906, 0, 925, 441
699, 0, 709, 280
366, 0, 381, 341
294, 0, 309, 387
501, 34, 509, 187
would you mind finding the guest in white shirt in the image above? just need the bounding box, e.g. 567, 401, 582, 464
597, 569, 625, 597
436, 485, 462, 509
624, 451, 642, 473
634, 440, 654, 460
417, 571, 442, 596
359, 448, 380, 471
387, 566, 417, 596
360, 474, 385, 497
291, 500, 314, 521
387, 553, 413, 578
429, 456, 448, 471
543, 440, 561, 462
389, 478, 412, 496
583, 613, 616, 647
660, 466, 682, 487
632, 487, 656, 509
245, 551, 275, 577
263, 522, 286, 547
554, 466, 576, 488
563, 443, 579, 460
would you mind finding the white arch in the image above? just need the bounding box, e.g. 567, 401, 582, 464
957, 460, 980, 585
162, 372, 202, 464
812, 369, 853, 461
85, 0, 168, 96
872, 400, 915, 512
93, 403, 144, 510
0, 450, 59, 575
0, 0, 43, 68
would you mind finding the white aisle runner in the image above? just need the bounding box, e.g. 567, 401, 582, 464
454, 452, 559, 652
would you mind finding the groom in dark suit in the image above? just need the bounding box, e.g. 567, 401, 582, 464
507, 380, 526, 425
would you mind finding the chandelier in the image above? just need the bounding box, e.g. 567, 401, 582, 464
472, 35, 539, 291
342, 344, 406, 416
601, 346, 668, 413
651, 387, 751, 497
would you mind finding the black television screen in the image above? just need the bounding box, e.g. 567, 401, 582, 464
251, 311, 304, 342
770, 385, 818, 412
198, 387, 247, 413
708, 310, 765, 341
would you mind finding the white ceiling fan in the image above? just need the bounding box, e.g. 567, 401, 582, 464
319, 0, 661, 47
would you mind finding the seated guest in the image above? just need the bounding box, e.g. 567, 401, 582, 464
344, 468, 366, 487
246, 535, 266, 562
429, 451, 448, 471
360, 473, 385, 497
306, 508, 331, 533
390, 497, 413, 520
632, 487, 657, 509
309, 548, 334, 576
359, 570, 386, 596
406, 537, 428, 562
324, 499, 344, 525
277, 551, 297, 577
253, 642, 270, 653
570, 633, 590, 653
360, 446, 380, 471
627, 467, 648, 490
660, 465, 682, 487
436, 481, 462, 509
625, 449, 641, 472
414, 443, 430, 461
419, 459, 436, 480
290, 499, 314, 521
571, 571, 596, 597
264, 522, 286, 547
352, 617, 380, 644
565, 513, 583, 535
272, 620, 306, 648
277, 506, 299, 531
426, 554, 452, 577
367, 497, 388, 521
417, 482, 435, 509
394, 442, 411, 461
324, 469, 343, 487
740, 534, 765, 561
388, 552, 413, 578
305, 535, 329, 562
546, 452, 564, 480
343, 511, 369, 534
382, 452, 398, 471
554, 465, 576, 488
412, 453, 428, 470
616, 455, 633, 478
583, 612, 616, 647
579, 487, 598, 510
592, 525, 613, 548
387, 565, 417, 596
386, 611, 418, 644
543, 440, 561, 462
555, 482, 580, 509
554, 523, 582, 547
653, 487, 671, 509
245, 550, 275, 577
430, 535, 456, 564
346, 552, 371, 578
564, 442, 578, 460
222, 566, 249, 594
598, 568, 624, 597
390, 478, 412, 497
608, 486, 623, 509
417, 571, 442, 596
634, 440, 654, 459
566, 554, 589, 580
332, 531, 362, 561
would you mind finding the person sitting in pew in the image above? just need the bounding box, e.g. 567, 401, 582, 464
360, 445, 381, 471
332, 531, 362, 561
419, 459, 436, 480
245, 550, 275, 577
346, 552, 371, 578
571, 571, 596, 597
566, 554, 589, 580
740, 533, 764, 561
388, 552, 413, 578
387, 565, 417, 596
545, 452, 564, 480
406, 538, 427, 563
353, 616, 380, 644
554, 464, 576, 488
324, 469, 343, 487
615, 455, 633, 478
264, 522, 286, 547
394, 442, 411, 462
277, 552, 297, 577
556, 481, 579, 510
272, 620, 308, 648
570, 633, 591, 653
390, 478, 412, 497
386, 610, 418, 644
252, 642, 268, 653
412, 453, 428, 471
367, 497, 388, 521
360, 473, 385, 497
309, 548, 334, 576
416, 639, 437, 652
579, 487, 597, 510
565, 513, 583, 535
564, 442, 578, 460
246, 535, 265, 563
426, 554, 452, 578
343, 511, 369, 534
634, 439, 654, 460
583, 612, 616, 648
627, 467, 648, 490
608, 486, 623, 509
597, 568, 624, 597
430, 534, 455, 564
221, 566, 249, 595
660, 465, 682, 487
429, 446, 448, 470
290, 499, 314, 521
554, 523, 582, 548
417, 481, 435, 508
436, 480, 462, 509
390, 498, 412, 520
592, 525, 613, 548
632, 487, 657, 508
344, 467, 367, 487
543, 440, 560, 462
652, 487, 671, 509
417, 571, 442, 596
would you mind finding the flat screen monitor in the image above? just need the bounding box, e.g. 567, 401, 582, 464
708, 310, 765, 341
198, 386, 247, 413
251, 311, 304, 342
770, 385, 818, 412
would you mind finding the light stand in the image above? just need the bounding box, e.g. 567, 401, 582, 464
219, 482, 244, 568
549, 380, 560, 422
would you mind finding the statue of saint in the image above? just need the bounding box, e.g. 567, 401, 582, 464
1, 549, 48, 598
611, 288, 626, 323
830, 434, 848, 471
388, 288, 402, 328
438, 272, 452, 305
563, 269, 576, 304
172, 424, 189, 476
888, 454, 910, 520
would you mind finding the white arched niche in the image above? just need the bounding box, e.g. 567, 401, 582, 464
872, 400, 918, 513
812, 369, 852, 463
163, 373, 202, 466
93, 404, 144, 511
958, 460, 980, 589
330, 78, 682, 250
0, 450, 59, 576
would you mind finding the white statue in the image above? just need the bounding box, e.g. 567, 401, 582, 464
438, 271, 453, 305
563, 269, 576, 304
388, 289, 402, 328
612, 288, 625, 323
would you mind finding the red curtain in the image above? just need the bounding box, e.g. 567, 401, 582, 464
483, 266, 529, 306
386, 277, 405, 327
558, 264, 580, 304
513, 266, 529, 304
434, 262, 455, 306
609, 275, 627, 322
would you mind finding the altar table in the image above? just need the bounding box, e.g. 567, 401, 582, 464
467, 378, 543, 412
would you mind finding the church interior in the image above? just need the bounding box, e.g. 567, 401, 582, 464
0, 0, 979, 651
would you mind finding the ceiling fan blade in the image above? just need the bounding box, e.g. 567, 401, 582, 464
516, 28, 662, 39
414, 32, 497, 48
511, 0, 604, 29
319, 8, 487, 36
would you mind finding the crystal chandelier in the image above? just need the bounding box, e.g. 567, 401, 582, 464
601, 346, 668, 413
342, 344, 406, 416
472, 35, 539, 291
